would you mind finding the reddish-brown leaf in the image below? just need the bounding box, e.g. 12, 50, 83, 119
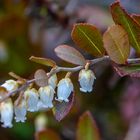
55, 45, 86, 65
53, 92, 74, 122
103, 25, 130, 64
114, 63, 140, 77
132, 14, 140, 25
110, 1, 140, 53
71, 23, 105, 57
77, 111, 101, 140
34, 69, 48, 87
30, 56, 56, 67
35, 129, 61, 140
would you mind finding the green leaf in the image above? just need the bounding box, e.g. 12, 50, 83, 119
114, 63, 140, 77
30, 56, 56, 67
103, 25, 130, 64
110, 1, 140, 53
71, 23, 105, 57
77, 111, 101, 140
55, 45, 86, 65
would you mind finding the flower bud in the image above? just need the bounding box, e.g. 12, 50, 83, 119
38, 85, 55, 108
14, 99, 27, 123
48, 74, 57, 89
56, 78, 73, 102
78, 69, 96, 93
0, 98, 13, 128
1, 79, 18, 91
35, 113, 48, 132
24, 88, 39, 112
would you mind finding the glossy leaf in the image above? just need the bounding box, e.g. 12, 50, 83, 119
103, 25, 130, 64
114, 63, 140, 77
77, 111, 101, 140
35, 129, 61, 140
34, 69, 48, 87
71, 23, 105, 57
53, 92, 74, 122
30, 56, 56, 67
110, 1, 140, 53
55, 45, 86, 65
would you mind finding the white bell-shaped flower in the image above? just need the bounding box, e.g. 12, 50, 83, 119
38, 85, 55, 108
48, 74, 57, 89
0, 98, 13, 128
37, 100, 50, 111
56, 78, 73, 102
24, 88, 39, 112
1, 79, 18, 91
14, 99, 27, 123
78, 69, 96, 93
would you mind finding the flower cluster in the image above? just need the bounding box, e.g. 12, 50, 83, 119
0, 68, 96, 128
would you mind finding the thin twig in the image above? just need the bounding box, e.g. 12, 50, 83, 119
14, 91, 24, 106
90, 55, 110, 64
0, 56, 109, 102
0, 79, 35, 103
127, 58, 140, 64
48, 56, 110, 77
2, 55, 140, 103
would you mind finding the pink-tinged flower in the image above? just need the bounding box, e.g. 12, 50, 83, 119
78, 69, 96, 93
24, 88, 39, 112
0, 98, 13, 128
38, 85, 55, 108
56, 78, 73, 102
14, 99, 27, 123
48, 74, 57, 89
1, 80, 18, 91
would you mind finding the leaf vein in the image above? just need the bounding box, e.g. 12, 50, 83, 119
77, 27, 102, 55
108, 31, 125, 60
